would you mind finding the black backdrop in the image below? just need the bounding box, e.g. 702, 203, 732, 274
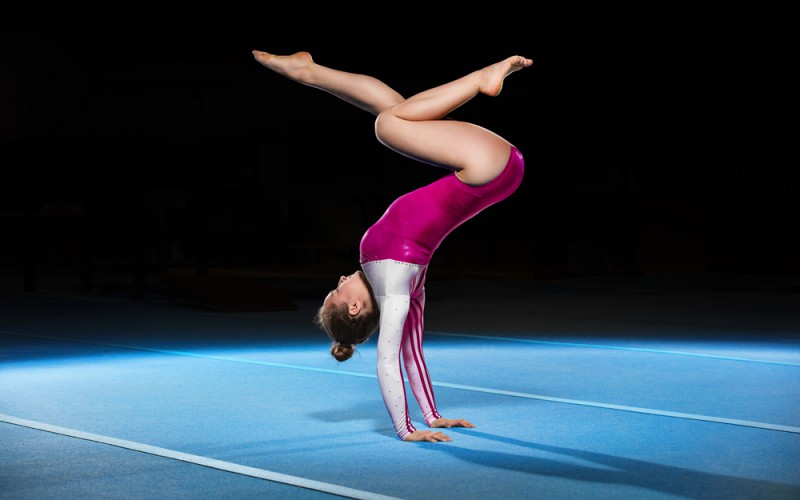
2, 7, 795, 297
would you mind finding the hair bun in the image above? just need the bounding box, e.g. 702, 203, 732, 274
331, 343, 354, 362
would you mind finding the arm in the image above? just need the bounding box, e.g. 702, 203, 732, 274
365, 259, 473, 441
374, 293, 416, 440
365, 259, 438, 440
376, 295, 467, 442
401, 288, 441, 426
402, 289, 476, 434
364, 259, 421, 440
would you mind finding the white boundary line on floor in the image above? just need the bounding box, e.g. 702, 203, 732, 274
3, 330, 799, 435
428, 331, 800, 367
0, 413, 401, 500
431, 381, 800, 433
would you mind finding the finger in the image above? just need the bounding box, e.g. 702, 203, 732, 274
428, 436, 451, 442
427, 432, 449, 442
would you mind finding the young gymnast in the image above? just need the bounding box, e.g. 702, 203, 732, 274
252, 48, 532, 442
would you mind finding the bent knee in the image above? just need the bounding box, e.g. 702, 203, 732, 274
374, 111, 393, 143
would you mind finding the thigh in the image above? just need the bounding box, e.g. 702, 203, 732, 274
374, 113, 512, 185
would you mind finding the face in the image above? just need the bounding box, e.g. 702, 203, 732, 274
322, 270, 370, 316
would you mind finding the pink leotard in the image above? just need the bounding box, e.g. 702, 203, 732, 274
360, 145, 524, 439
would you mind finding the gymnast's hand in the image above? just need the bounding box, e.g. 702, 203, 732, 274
430, 417, 476, 429
404, 430, 453, 442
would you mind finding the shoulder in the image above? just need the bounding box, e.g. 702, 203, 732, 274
362, 259, 427, 297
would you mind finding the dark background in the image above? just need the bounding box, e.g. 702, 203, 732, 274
2, 6, 795, 307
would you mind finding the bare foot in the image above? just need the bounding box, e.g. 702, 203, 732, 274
251, 50, 315, 82
480, 55, 533, 97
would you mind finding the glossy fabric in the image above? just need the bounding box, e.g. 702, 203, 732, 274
360, 146, 525, 266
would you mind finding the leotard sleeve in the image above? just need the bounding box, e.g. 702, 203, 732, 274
400, 286, 442, 428
362, 259, 439, 440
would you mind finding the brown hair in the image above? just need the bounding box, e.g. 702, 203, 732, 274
314, 271, 380, 362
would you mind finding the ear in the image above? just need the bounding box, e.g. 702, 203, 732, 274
348, 300, 362, 317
